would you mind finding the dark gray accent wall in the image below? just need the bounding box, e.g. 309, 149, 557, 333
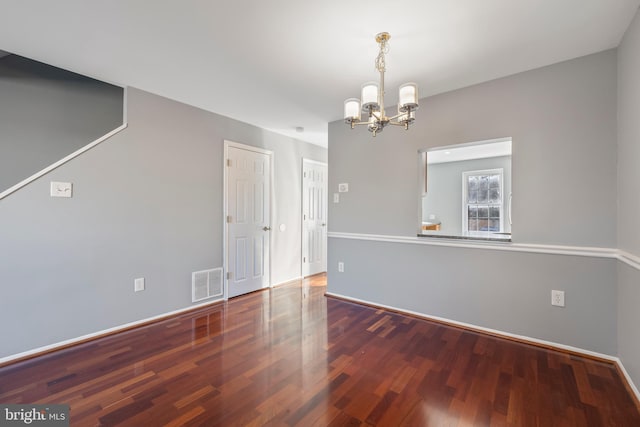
423, 155, 512, 235
328, 50, 618, 355
0, 54, 124, 193
617, 7, 640, 387
0, 87, 326, 358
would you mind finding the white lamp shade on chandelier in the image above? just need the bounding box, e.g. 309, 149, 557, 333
361, 82, 379, 111
343, 32, 419, 136
398, 82, 419, 111
344, 98, 361, 122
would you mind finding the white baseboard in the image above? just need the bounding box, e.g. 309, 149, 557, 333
0, 277, 310, 366
617, 359, 640, 404
325, 291, 640, 404
2, 286, 637, 405
272, 276, 303, 287
0, 297, 223, 366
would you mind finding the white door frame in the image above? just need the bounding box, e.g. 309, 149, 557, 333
223, 140, 274, 299
301, 158, 328, 277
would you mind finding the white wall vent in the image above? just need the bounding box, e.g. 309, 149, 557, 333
192, 268, 223, 302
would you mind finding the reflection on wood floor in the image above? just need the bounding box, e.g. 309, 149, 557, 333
0, 273, 638, 426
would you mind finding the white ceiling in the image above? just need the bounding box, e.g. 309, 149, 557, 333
1, 1, 638, 147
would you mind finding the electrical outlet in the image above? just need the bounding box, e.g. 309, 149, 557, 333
338, 262, 344, 273
134, 278, 145, 292
551, 290, 565, 307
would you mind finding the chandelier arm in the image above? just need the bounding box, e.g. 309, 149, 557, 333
369, 110, 382, 120
387, 112, 407, 121
389, 105, 415, 122
387, 121, 411, 131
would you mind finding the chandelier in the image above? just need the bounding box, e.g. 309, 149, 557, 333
344, 32, 419, 136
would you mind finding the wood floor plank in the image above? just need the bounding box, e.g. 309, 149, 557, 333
0, 273, 638, 426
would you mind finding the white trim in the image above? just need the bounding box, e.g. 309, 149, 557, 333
419, 151, 427, 197
223, 140, 274, 300
0, 87, 129, 201
329, 231, 618, 258
329, 232, 640, 273
301, 158, 327, 167
325, 291, 617, 359
421, 136, 513, 155
618, 250, 640, 271
122, 86, 128, 125
224, 140, 273, 156
223, 142, 229, 300
0, 297, 222, 366
2, 285, 635, 403
0, 123, 128, 200
617, 359, 640, 404
325, 291, 639, 403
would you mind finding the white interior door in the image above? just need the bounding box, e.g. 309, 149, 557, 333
302, 159, 327, 277
226, 144, 271, 298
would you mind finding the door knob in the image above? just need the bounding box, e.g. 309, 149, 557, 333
322, 223, 326, 227
262, 226, 271, 231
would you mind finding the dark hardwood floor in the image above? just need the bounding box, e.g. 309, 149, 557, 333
1, 274, 638, 426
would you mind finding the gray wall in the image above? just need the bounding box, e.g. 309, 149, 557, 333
618, 9, 640, 257
328, 50, 618, 355
328, 239, 616, 354
422, 155, 512, 235
617, 7, 640, 387
330, 50, 617, 247
0, 54, 124, 193
0, 87, 326, 358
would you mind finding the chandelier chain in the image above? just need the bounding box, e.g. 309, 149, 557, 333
375, 38, 388, 73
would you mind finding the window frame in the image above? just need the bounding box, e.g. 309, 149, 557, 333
462, 168, 504, 234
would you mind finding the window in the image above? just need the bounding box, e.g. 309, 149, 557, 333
463, 169, 503, 233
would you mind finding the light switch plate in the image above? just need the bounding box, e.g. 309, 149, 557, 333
333, 193, 340, 203
134, 278, 145, 292
50, 182, 73, 198
338, 183, 349, 193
